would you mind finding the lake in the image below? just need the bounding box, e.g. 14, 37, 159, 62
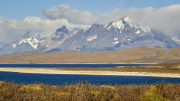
0, 63, 147, 67
0, 63, 179, 86
0, 71, 180, 86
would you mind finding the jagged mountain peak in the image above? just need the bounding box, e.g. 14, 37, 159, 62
37, 16, 180, 53
56, 25, 67, 32
104, 16, 151, 33
23, 31, 32, 38
73, 27, 80, 31
0, 32, 46, 55
124, 17, 152, 33
22, 31, 44, 40
16, 33, 46, 49
103, 16, 133, 30
92, 23, 101, 26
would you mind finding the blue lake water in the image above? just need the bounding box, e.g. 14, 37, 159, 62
0, 64, 179, 85
0, 71, 180, 86
0, 63, 147, 68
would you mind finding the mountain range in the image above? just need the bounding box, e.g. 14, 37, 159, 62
0, 16, 180, 55
0, 32, 46, 55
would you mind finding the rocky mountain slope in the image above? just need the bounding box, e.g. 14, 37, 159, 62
37, 17, 179, 53
0, 32, 46, 55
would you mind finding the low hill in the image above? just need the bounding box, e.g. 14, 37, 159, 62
0, 47, 180, 63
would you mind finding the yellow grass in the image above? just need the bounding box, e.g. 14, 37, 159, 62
0, 47, 180, 63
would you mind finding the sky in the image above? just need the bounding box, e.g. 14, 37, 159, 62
0, 0, 180, 48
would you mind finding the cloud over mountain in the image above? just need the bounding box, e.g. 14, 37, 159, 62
0, 16, 89, 48
42, 4, 70, 20
0, 4, 180, 48
42, 4, 180, 37
42, 4, 96, 24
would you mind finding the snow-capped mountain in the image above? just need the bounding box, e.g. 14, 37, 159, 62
0, 32, 46, 55
36, 25, 80, 53
37, 16, 180, 52
0, 16, 179, 55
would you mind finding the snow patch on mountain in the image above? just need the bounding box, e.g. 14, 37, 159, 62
11, 44, 16, 49
113, 41, 119, 45
128, 38, 132, 42
124, 17, 151, 33
151, 33, 154, 37
124, 34, 128, 37
105, 19, 125, 30
104, 17, 151, 34
26, 37, 41, 49
135, 30, 140, 34
114, 38, 118, 40
172, 36, 180, 42
124, 17, 138, 29
18, 39, 27, 45
86, 34, 97, 42
104, 24, 108, 28
83, 26, 91, 32
13, 34, 45, 49
111, 20, 124, 30
140, 25, 151, 33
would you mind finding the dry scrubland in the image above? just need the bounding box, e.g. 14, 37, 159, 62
0, 80, 180, 101
0, 47, 180, 63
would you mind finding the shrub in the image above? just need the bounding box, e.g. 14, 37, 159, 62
141, 92, 169, 101
0, 81, 179, 101
19, 84, 41, 93
141, 85, 169, 101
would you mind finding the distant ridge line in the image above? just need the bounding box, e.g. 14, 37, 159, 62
0, 47, 180, 63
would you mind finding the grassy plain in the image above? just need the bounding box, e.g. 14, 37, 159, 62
0, 47, 180, 63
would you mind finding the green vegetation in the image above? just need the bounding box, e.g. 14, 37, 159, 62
0, 80, 180, 101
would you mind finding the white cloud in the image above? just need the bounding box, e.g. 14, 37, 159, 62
42, 4, 97, 24
42, 4, 180, 37
1, 4, 180, 48
42, 4, 70, 20
0, 16, 89, 48
101, 5, 180, 37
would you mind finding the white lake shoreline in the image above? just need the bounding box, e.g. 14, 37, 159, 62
0, 68, 180, 78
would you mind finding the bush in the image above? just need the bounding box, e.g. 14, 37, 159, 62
141, 92, 169, 101
0, 81, 179, 101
